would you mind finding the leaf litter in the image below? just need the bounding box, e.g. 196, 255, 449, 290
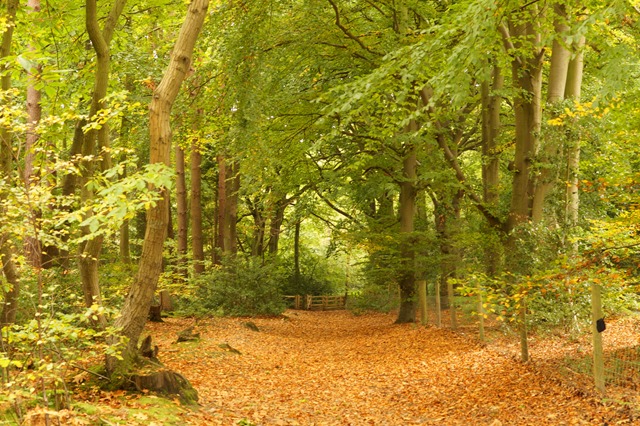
142, 310, 639, 425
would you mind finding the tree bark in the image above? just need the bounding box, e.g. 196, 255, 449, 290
175, 143, 188, 275
0, 0, 20, 325
504, 18, 544, 239
215, 155, 227, 261
395, 139, 417, 324
564, 36, 584, 251
481, 65, 503, 276
268, 196, 287, 255
531, 5, 571, 222
503, 13, 545, 363
190, 142, 204, 273
23, 0, 43, 267
248, 198, 266, 258
108, 0, 209, 375
78, 0, 127, 321
294, 220, 301, 286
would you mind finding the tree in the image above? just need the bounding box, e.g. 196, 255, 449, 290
109, 0, 209, 375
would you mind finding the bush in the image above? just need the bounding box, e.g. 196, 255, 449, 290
187, 256, 287, 317
347, 284, 399, 314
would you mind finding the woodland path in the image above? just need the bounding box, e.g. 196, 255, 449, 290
147, 310, 629, 425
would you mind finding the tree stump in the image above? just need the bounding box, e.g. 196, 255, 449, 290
129, 335, 199, 404
149, 304, 163, 322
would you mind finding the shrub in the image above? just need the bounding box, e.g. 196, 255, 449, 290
188, 256, 287, 317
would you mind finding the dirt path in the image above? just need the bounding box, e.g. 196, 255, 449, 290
147, 311, 628, 425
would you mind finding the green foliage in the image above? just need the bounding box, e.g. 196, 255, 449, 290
0, 299, 124, 417
183, 256, 287, 317
347, 283, 399, 315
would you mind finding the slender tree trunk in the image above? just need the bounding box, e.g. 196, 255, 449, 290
190, 142, 204, 273
564, 36, 584, 249
175, 143, 188, 275
78, 0, 127, 322
119, 156, 131, 264
395, 140, 417, 324
225, 161, 239, 255
108, 0, 209, 375
481, 65, 503, 276
23, 0, 43, 267
216, 155, 227, 261
294, 220, 301, 286
248, 197, 266, 258
0, 0, 20, 325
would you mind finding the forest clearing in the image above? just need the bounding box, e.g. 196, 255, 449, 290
25, 309, 634, 425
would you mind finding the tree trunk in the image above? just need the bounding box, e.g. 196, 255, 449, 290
504, 18, 544, 238
531, 5, 571, 223
294, 220, 301, 286
23, 0, 43, 267
395, 140, 417, 324
248, 199, 266, 258
78, 0, 127, 319
175, 143, 188, 275
268, 197, 287, 255
225, 161, 239, 255
215, 155, 227, 261
481, 65, 503, 276
190, 142, 204, 273
503, 15, 545, 363
108, 0, 209, 375
0, 0, 20, 325
564, 36, 584, 250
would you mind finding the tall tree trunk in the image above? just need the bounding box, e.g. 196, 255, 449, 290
294, 220, 301, 286
108, 0, 209, 375
175, 143, 188, 275
23, 0, 43, 267
249, 199, 266, 258
78, 0, 127, 324
531, 5, 571, 222
191, 142, 204, 273
503, 14, 545, 363
119, 152, 131, 264
395, 140, 417, 324
0, 0, 20, 325
481, 65, 503, 276
215, 155, 227, 261
504, 19, 544, 238
268, 196, 287, 255
564, 36, 584, 251
225, 161, 239, 255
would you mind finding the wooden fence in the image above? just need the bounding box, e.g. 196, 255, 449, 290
284, 295, 346, 311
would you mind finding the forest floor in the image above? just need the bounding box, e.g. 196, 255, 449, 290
29, 309, 640, 425
145, 309, 638, 426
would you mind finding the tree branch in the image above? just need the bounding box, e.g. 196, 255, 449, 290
327, 0, 382, 57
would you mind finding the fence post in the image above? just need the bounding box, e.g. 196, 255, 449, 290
591, 282, 605, 394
